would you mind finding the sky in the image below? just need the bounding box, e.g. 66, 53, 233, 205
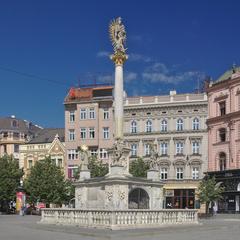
0, 0, 240, 128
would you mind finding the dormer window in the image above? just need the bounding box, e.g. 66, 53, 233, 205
12, 120, 18, 128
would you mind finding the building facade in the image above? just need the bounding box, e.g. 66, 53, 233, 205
64, 86, 114, 179
19, 128, 65, 177
124, 91, 208, 209
64, 86, 208, 210
207, 66, 240, 213
0, 116, 42, 161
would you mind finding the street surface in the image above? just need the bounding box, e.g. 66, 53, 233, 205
0, 214, 239, 240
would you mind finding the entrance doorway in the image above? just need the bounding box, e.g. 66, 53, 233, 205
128, 188, 149, 209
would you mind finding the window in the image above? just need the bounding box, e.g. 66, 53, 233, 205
12, 120, 18, 128
67, 149, 78, 160
160, 168, 168, 180
80, 128, 86, 139
57, 159, 63, 167
192, 167, 199, 180
145, 120, 152, 133
161, 119, 168, 132
68, 129, 75, 141
192, 118, 200, 130
130, 144, 137, 157
176, 142, 184, 154
160, 142, 168, 155
219, 101, 226, 116
176, 167, 184, 180
28, 160, 33, 169
80, 108, 87, 119
3, 145, 7, 153
14, 144, 19, 153
90, 148, 98, 156
176, 119, 183, 131
100, 148, 108, 159
68, 165, 78, 179
103, 127, 109, 139
219, 128, 226, 142
103, 108, 109, 120
144, 143, 151, 156
89, 128, 95, 139
130, 120, 137, 133
69, 111, 75, 122
89, 108, 95, 119
192, 141, 200, 154
219, 152, 226, 171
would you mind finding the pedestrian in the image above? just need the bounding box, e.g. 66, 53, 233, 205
213, 204, 217, 216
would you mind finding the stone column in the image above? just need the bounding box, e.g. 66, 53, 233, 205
110, 53, 128, 139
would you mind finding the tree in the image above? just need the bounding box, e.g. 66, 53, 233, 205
129, 157, 150, 177
0, 155, 24, 211
198, 176, 224, 215
88, 156, 108, 177
24, 157, 73, 207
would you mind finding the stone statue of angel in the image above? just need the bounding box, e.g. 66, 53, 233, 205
109, 17, 127, 53
111, 138, 125, 166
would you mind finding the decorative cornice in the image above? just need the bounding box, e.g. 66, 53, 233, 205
206, 110, 240, 125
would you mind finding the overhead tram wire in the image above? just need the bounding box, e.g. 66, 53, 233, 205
0, 65, 73, 87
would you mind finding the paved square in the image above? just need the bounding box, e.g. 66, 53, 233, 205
0, 214, 240, 240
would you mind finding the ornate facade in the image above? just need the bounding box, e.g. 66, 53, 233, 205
124, 91, 208, 209
207, 66, 240, 213
19, 128, 65, 177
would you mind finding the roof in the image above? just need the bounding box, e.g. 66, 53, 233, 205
214, 66, 240, 84
64, 85, 113, 103
29, 128, 65, 144
0, 116, 42, 135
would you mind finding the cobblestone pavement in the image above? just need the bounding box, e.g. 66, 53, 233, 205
0, 214, 240, 240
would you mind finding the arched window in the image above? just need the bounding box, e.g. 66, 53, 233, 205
161, 119, 168, 132
219, 152, 226, 171
130, 120, 137, 133
192, 118, 200, 130
129, 188, 149, 209
176, 118, 183, 131
145, 120, 152, 133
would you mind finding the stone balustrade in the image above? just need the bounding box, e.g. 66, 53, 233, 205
41, 208, 198, 230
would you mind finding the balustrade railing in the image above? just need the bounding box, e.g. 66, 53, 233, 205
41, 208, 198, 229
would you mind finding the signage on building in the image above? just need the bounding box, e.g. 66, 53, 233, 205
165, 190, 174, 197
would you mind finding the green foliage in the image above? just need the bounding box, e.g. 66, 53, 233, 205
198, 176, 224, 214
88, 156, 108, 178
24, 157, 74, 206
0, 155, 24, 202
129, 157, 150, 177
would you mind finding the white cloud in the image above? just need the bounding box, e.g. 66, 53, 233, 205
97, 51, 110, 57
125, 72, 138, 82
142, 62, 203, 85
97, 74, 113, 83
129, 53, 152, 63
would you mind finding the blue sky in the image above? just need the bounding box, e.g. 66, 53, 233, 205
0, 0, 240, 127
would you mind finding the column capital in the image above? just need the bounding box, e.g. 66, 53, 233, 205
110, 52, 128, 65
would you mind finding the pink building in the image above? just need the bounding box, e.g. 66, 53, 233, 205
207, 66, 240, 213
64, 85, 114, 179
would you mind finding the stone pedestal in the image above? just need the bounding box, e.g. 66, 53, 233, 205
79, 170, 91, 180
147, 169, 160, 181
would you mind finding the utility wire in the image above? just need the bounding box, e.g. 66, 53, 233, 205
0, 65, 73, 87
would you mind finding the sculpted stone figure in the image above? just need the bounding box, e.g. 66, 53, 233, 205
78, 145, 89, 171
149, 144, 159, 170
109, 17, 127, 54
111, 138, 126, 166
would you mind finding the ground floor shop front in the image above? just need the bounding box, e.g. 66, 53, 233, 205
163, 180, 202, 211
208, 169, 240, 213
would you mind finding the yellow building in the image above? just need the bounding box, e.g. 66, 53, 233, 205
19, 128, 66, 177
